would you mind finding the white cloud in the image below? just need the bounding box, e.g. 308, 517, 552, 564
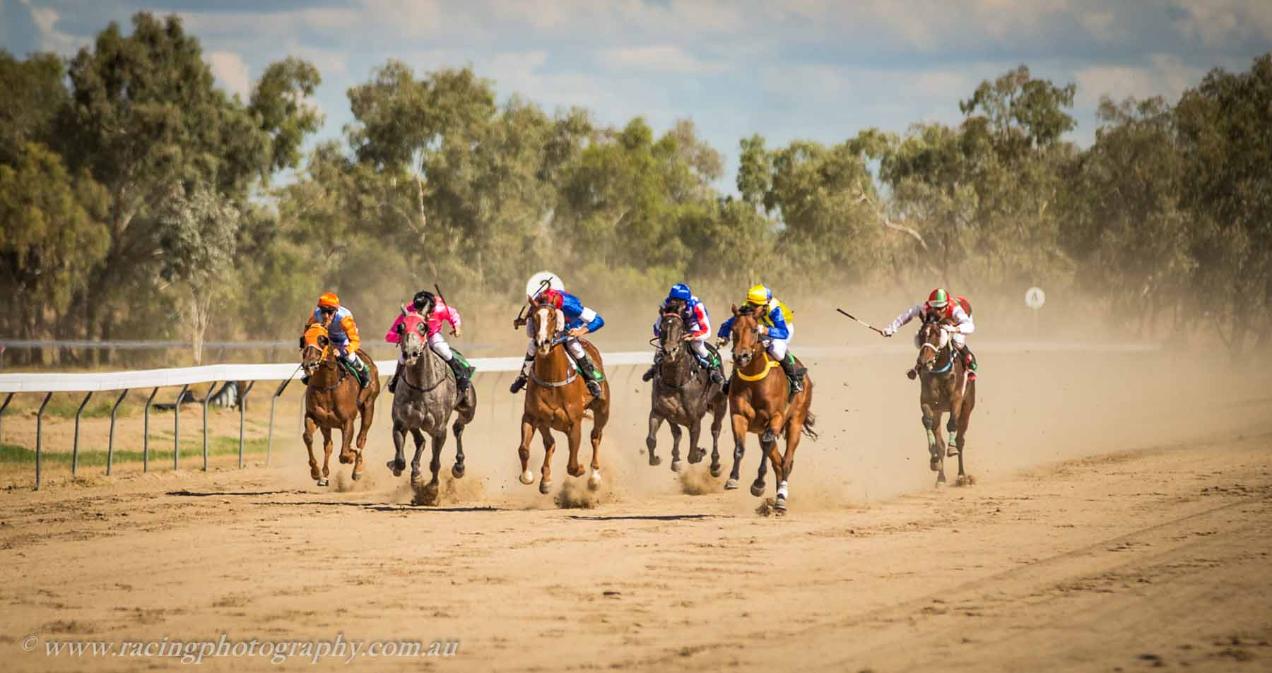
600, 45, 725, 74
1074, 53, 1203, 106
1173, 0, 1272, 46
207, 50, 252, 99
21, 0, 77, 53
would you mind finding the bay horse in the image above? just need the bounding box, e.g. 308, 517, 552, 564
516, 300, 610, 494
299, 323, 380, 486
914, 313, 975, 486
386, 311, 477, 505
646, 309, 726, 475
723, 305, 816, 512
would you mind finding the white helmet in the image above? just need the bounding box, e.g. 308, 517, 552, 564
525, 271, 563, 300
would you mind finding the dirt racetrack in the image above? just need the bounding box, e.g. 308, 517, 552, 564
2, 343, 1271, 671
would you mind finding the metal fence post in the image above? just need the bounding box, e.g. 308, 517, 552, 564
173, 384, 188, 470
239, 381, 255, 468
267, 378, 293, 466
107, 389, 128, 476
0, 392, 13, 444
72, 391, 93, 477
142, 387, 159, 472
202, 382, 215, 471
35, 392, 52, 490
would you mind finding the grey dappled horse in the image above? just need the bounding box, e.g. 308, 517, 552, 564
645, 311, 727, 475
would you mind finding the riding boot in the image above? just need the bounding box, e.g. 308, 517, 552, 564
575, 353, 605, 398
301, 375, 310, 385
780, 353, 805, 397
641, 351, 662, 382
708, 353, 726, 386
961, 344, 979, 381
445, 357, 471, 392
387, 370, 400, 394
348, 357, 370, 388
510, 355, 533, 393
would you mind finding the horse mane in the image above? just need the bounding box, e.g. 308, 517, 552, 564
737, 305, 758, 317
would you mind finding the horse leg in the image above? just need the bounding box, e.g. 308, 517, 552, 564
955, 402, 972, 486
776, 417, 807, 512
539, 422, 558, 495
353, 397, 375, 480
303, 416, 322, 484
754, 415, 782, 498
933, 410, 947, 486
946, 411, 959, 457
565, 422, 585, 479
387, 422, 407, 476
588, 402, 607, 490
687, 417, 705, 465
517, 415, 536, 486
320, 426, 334, 486
725, 413, 748, 490
921, 403, 939, 472
668, 423, 684, 473
709, 401, 724, 478
409, 427, 427, 484
338, 416, 357, 464
645, 412, 664, 467
421, 429, 446, 506
451, 418, 467, 479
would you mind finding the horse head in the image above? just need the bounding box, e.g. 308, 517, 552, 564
396, 311, 429, 362
916, 314, 952, 373
299, 323, 332, 376
659, 307, 685, 364
532, 300, 565, 356
730, 304, 763, 367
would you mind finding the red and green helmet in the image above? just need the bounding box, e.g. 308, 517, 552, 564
927, 288, 949, 309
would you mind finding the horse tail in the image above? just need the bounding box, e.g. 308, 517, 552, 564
801, 412, 818, 440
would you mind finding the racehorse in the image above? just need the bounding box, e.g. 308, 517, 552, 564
722, 305, 816, 512
299, 323, 380, 486
645, 309, 726, 475
386, 311, 477, 505
914, 313, 975, 486
516, 300, 610, 494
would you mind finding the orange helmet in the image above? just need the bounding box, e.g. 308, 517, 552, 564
317, 292, 340, 309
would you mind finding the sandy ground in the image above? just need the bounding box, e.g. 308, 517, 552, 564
1, 343, 1270, 671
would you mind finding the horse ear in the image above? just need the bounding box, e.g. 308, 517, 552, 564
731, 303, 739, 316
318, 335, 329, 346
298, 336, 305, 349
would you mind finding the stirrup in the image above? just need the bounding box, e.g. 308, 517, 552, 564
387, 372, 400, 393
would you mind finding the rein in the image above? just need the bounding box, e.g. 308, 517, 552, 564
531, 332, 578, 387
918, 330, 956, 377
399, 351, 449, 394
306, 356, 348, 392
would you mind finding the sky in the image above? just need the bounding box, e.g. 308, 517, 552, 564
4, 0, 1272, 185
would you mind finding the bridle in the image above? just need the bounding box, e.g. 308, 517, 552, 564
529, 302, 577, 387
396, 313, 448, 393
917, 320, 956, 376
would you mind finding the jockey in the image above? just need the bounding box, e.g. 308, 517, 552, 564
642, 283, 725, 386
384, 289, 473, 394
510, 271, 606, 398
882, 288, 978, 379
717, 284, 805, 394
305, 292, 370, 388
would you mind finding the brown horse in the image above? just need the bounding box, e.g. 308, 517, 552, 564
914, 314, 975, 486
299, 323, 380, 486
723, 305, 816, 512
516, 301, 610, 494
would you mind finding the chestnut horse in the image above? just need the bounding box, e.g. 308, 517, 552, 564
516, 301, 610, 494
646, 309, 726, 475
387, 311, 477, 506
914, 314, 975, 486
723, 305, 816, 512
299, 323, 380, 486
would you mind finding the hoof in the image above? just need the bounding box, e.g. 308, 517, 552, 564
774, 495, 788, 512
936, 474, 947, 487
518, 470, 534, 485
648, 454, 662, 467
710, 463, 723, 478
929, 455, 940, 471
688, 447, 705, 463
539, 479, 552, 495
386, 459, 405, 476
316, 478, 329, 487
339, 451, 355, 465
410, 471, 423, 485
947, 446, 960, 457
724, 478, 739, 490
671, 460, 682, 473
452, 463, 466, 479
750, 480, 765, 497
567, 464, 585, 478
351, 470, 362, 481
588, 469, 602, 490
955, 474, 974, 487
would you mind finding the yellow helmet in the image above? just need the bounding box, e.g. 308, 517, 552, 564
746, 284, 771, 306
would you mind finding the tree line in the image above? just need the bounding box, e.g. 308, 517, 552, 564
2, 13, 1269, 365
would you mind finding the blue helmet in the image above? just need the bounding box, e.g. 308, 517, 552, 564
668, 283, 692, 302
